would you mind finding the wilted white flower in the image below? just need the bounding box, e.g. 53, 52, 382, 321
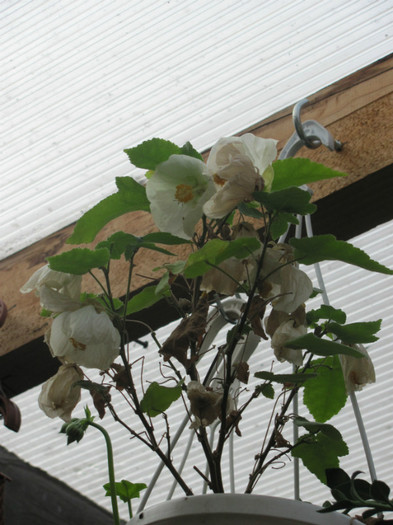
271, 319, 306, 366
187, 381, 234, 429
203, 134, 277, 219
21, 264, 82, 311
38, 364, 83, 421
47, 305, 120, 370
21, 264, 82, 299
201, 222, 261, 295
146, 154, 215, 239
259, 245, 313, 314
340, 344, 376, 393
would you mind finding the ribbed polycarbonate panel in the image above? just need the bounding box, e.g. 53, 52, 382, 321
1, 220, 392, 516
2, 0, 393, 258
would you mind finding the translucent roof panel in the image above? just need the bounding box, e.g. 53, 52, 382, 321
1, 0, 393, 259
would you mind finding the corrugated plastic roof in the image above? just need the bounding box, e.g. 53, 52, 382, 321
2, 0, 393, 259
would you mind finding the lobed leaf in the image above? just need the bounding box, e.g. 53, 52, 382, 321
286, 333, 364, 357
303, 356, 347, 422
124, 138, 181, 169
67, 177, 150, 244
254, 186, 316, 215
290, 234, 393, 275
271, 158, 347, 192
140, 382, 182, 417
48, 248, 110, 275
325, 320, 382, 344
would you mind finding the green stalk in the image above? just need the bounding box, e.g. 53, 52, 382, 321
88, 421, 120, 525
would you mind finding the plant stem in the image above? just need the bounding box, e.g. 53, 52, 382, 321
88, 421, 120, 525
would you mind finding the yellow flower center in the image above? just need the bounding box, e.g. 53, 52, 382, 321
175, 184, 194, 203
213, 173, 226, 186
69, 337, 87, 351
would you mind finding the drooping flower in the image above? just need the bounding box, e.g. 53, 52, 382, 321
340, 344, 376, 393
203, 134, 277, 219
201, 222, 261, 295
38, 364, 83, 421
47, 305, 120, 370
187, 381, 234, 429
21, 264, 82, 311
21, 264, 82, 299
259, 244, 313, 314
146, 154, 215, 239
266, 306, 307, 366
270, 319, 306, 366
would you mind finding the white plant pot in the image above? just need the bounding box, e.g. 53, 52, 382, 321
128, 494, 362, 524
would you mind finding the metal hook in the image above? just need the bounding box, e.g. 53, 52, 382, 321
279, 98, 342, 160
293, 98, 342, 151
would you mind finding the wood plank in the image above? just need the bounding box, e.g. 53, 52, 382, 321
1, 55, 393, 356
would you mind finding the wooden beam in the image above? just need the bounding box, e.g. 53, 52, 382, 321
1, 54, 393, 359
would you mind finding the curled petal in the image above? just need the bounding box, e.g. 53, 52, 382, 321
340, 344, 376, 393
38, 364, 83, 421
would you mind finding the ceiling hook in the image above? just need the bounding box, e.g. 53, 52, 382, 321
293, 99, 321, 149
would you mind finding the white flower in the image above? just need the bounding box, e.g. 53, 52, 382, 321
21, 264, 82, 311
203, 134, 277, 219
340, 344, 376, 393
21, 264, 81, 299
259, 245, 313, 314
146, 154, 215, 239
38, 364, 83, 421
48, 305, 120, 370
272, 265, 313, 314
271, 319, 306, 366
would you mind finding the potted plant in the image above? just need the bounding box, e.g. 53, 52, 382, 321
22, 133, 392, 524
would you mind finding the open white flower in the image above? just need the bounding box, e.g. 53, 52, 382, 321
271, 318, 306, 366
21, 264, 82, 311
203, 134, 277, 219
340, 344, 376, 393
48, 305, 120, 370
146, 154, 215, 239
38, 363, 83, 421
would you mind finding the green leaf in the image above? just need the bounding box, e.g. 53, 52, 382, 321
303, 356, 347, 422
124, 138, 181, 170
67, 177, 150, 244
370, 480, 391, 502
140, 382, 182, 417
237, 201, 264, 219
254, 186, 316, 215
48, 248, 110, 275
294, 416, 344, 441
180, 141, 203, 161
254, 371, 316, 384
184, 237, 261, 278
325, 468, 351, 490
103, 480, 147, 503
255, 383, 275, 399
270, 212, 299, 240
286, 333, 365, 357
143, 232, 191, 245
292, 431, 348, 484
306, 305, 347, 326
96, 232, 142, 259
271, 158, 347, 192
125, 284, 170, 315
290, 234, 393, 275
325, 320, 382, 344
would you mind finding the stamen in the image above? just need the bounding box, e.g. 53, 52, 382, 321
175, 184, 194, 203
